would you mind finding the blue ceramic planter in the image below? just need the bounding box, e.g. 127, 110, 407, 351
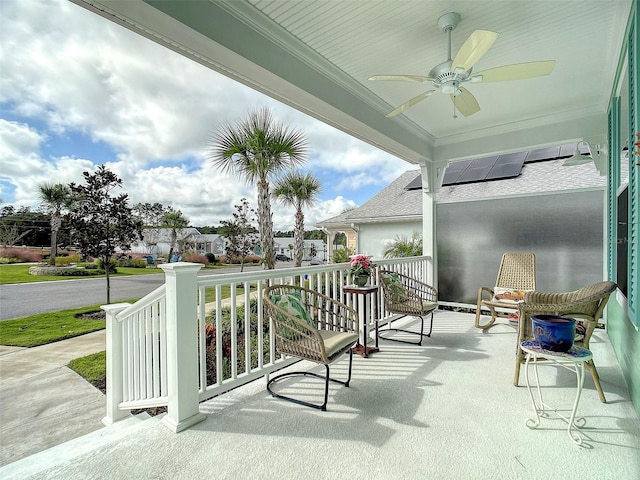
532, 314, 576, 352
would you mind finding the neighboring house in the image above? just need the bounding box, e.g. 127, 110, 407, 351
273, 237, 328, 261
193, 234, 225, 256
316, 170, 421, 260
131, 227, 200, 256
132, 230, 325, 261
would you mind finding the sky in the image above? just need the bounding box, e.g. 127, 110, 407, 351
0, 0, 415, 231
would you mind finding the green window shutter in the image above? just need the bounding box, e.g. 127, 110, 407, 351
627, 11, 638, 322
607, 97, 619, 282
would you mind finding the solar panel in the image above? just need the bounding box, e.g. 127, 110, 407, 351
442, 159, 473, 185
455, 156, 498, 183
404, 174, 422, 190
559, 143, 577, 157
525, 146, 561, 162
485, 156, 525, 180
424, 142, 591, 188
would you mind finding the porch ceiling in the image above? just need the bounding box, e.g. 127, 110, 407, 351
71, 0, 631, 166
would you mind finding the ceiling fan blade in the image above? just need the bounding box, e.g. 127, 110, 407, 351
450, 87, 480, 117
473, 60, 556, 82
387, 90, 436, 117
369, 75, 433, 83
451, 30, 498, 72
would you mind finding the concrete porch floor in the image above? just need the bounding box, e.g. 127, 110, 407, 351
1, 310, 639, 480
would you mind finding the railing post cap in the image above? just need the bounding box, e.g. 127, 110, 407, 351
159, 262, 204, 274
101, 303, 131, 313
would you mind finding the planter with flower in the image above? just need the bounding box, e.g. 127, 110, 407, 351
349, 254, 375, 287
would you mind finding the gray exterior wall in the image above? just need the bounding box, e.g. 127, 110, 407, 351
437, 189, 604, 304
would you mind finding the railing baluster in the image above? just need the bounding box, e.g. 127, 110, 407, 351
104, 257, 432, 428
230, 283, 237, 380
198, 286, 207, 393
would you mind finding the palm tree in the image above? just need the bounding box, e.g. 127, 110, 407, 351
162, 208, 189, 262
274, 171, 321, 267
383, 232, 423, 258
209, 108, 308, 269
38, 182, 70, 266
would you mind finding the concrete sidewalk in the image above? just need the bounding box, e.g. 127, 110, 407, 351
0, 331, 106, 466
0, 292, 256, 466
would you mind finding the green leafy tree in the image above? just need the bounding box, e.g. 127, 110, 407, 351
273, 171, 321, 267
161, 207, 189, 261
219, 198, 258, 272
383, 232, 423, 258
209, 107, 308, 269
67, 165, 143, 303
334, 232, 347, 248
133, 202, 166, 254
38, 183, 71, 265
306, 229, 326, 240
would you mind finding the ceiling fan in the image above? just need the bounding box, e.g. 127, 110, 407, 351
369, 12, 555, 118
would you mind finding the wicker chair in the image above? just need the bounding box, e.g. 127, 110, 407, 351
514, 281, 616, 403
475, 252, 536, 329
378, 270, 438, 346
263, 284, 360, 411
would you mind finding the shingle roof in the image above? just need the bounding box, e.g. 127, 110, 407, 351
316, 170, 422, 226
316, 159, 605, 226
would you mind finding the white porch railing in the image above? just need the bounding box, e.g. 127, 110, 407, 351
102, 256, 432, 432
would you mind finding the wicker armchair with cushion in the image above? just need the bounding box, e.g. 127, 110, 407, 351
514, 281, 616, 403
475, 252, 536, 329
378, 270, 438, 346
263, 284, 360, 411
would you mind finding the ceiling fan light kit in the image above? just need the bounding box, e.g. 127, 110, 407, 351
370, 12, 556, 118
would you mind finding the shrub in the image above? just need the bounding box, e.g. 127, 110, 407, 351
332, 247, 353, 264
246, 254, 262, 264
218, 254, 262, 265
55, 254, 82, 265
205, 253, 217, 265
0, 247, 42, 263
182, 253, 209, 265
79, 262, 99, 269
58, 269, 102, 277
97, 258, 117, 273
116, 258, 147, 268
206, 299, 270, 383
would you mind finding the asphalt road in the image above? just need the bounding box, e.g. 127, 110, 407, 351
0, 263, 272, 321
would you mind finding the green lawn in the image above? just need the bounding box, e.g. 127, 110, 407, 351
0, 304, 115, 347
0, 263, 253, 392
0, 264, 163, 284
68, 351, 106, 384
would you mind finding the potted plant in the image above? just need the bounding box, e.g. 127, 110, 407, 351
350, 254, 375, 286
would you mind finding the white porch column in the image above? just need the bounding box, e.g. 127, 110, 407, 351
101, 302, 132, 426
419, 163, 446, 287
159, 262, 206, 432
323, 228, 335, 262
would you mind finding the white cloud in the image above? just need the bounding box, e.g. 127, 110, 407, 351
0, 0, 414, 232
